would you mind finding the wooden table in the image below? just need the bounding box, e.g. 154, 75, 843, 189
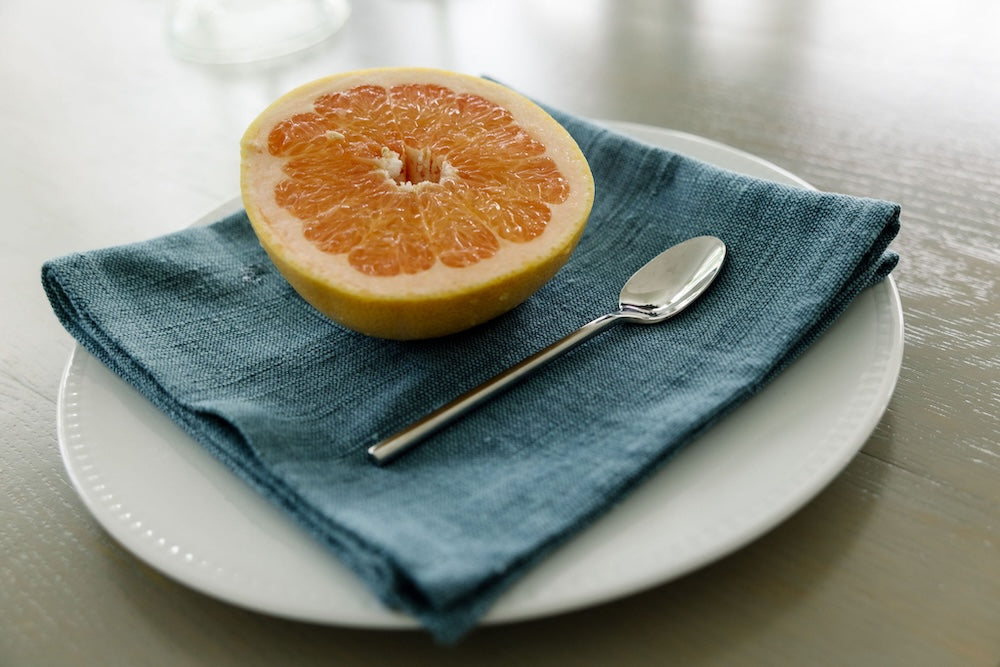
3, 1, 997, 664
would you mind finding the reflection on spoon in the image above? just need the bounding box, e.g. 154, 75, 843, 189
368, 236, 728, 465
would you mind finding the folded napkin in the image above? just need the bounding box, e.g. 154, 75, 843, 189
42, 102, 899, 642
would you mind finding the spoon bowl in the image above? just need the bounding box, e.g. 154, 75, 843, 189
369, 235, 728, 464
618, 236, 727, 323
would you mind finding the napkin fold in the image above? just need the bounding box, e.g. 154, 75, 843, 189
42, 102, 899, 642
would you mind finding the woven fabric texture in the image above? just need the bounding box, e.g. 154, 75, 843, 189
42, 105, 899, 642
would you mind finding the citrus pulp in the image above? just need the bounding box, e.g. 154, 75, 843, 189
240, 67, 594, 339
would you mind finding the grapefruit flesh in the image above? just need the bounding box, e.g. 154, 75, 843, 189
240, 68, 594, 339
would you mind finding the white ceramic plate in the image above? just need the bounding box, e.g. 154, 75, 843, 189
57, 122, 904, 628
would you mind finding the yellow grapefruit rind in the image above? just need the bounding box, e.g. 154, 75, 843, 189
240, 67, 594, 339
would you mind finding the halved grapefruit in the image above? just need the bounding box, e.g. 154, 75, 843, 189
240, 67, 594, 339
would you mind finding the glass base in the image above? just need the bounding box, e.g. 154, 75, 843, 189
167, 0, 350, 64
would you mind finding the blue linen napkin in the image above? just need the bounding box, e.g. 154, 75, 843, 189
42, 104, 899, 642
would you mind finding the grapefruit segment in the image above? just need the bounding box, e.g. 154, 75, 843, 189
240, 67, 594, 339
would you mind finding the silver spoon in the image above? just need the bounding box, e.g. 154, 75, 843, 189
368, 235, 727, 465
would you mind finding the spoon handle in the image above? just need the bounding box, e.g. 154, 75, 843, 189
368, 313, 623, 465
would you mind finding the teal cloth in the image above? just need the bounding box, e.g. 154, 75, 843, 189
42, 106, 899, 642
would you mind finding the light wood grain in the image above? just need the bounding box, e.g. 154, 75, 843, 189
2, 1, 997, 665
